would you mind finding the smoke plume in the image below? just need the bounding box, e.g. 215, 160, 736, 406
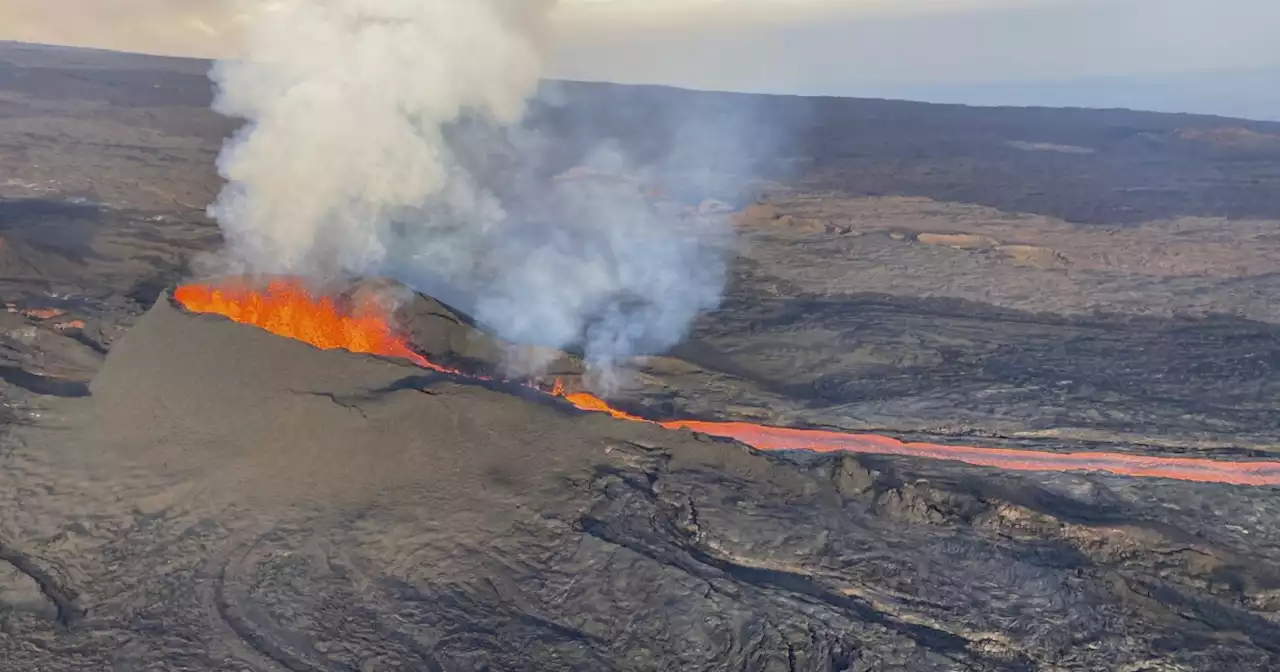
205, 0, 734, 387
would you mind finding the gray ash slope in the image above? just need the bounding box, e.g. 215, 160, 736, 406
0, 294, 1278, 671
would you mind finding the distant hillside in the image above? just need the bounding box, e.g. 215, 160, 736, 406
533, 80, 1280, 224
6, 41, 1280, 225
854, 68, 1280, 123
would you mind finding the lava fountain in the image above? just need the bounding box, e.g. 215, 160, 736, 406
175, 280, 443, 372
174, 279, 1280, 487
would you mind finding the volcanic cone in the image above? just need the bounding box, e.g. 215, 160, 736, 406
1, 288, 1274, 669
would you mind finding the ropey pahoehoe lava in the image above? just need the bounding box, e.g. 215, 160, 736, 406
174, 278, 1280, 487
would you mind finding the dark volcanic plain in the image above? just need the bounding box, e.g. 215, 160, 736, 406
1, 41, 1280, 671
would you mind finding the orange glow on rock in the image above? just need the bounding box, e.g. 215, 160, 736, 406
174, 278, 1280, 487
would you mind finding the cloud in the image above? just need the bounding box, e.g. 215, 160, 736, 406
0, 0, 245, 58
198, 0, 738, 388
555, 0, 1279, 85
556, 0, 1057, 24
1, 0, 1277, 117
0, 0, 1060, 59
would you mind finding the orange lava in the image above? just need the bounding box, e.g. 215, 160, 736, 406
550, 379, 648, 422
22, 307, 67, 321
175, 279, 1280, 487
661, 421, 1280, 487
547, 395, 1280, 487
174, 279, 444, 371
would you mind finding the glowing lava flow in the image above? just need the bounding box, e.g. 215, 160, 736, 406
174, 280, 443, 371
650, 422, 1280, 486
175, 280, 1280, 487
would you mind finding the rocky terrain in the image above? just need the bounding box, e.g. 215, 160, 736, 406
0, 41, 1278, 670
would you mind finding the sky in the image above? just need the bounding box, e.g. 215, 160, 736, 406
3, 0, 1278, 120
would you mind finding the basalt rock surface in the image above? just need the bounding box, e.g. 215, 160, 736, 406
0, 295, 1276, 671
1, 42, 1280, 672
397, 291, 584, 379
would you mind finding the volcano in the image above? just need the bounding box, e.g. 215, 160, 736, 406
5, 41, 1280, 672
172, 278, 1280, 487
0, 283, 1261, 670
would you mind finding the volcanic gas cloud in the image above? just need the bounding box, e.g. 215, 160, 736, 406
188, 2, 1280, 486
175, 278, 1280, 487
202, 0, 727, 385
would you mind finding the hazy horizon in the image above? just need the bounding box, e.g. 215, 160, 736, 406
3, 0, 1277, 120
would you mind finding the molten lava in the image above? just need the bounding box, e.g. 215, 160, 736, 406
550, 379, 648, 422
174, 279, 440, 371
174, 279, 1280, 487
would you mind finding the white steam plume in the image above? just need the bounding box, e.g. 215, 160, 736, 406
206, 0, 731, 387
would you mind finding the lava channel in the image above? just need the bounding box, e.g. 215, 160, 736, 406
175, 279, 1280, 487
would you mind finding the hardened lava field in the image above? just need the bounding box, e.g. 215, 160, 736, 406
1, 42, 1279, 671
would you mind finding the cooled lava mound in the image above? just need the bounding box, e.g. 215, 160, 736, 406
0, 282, 1276, 671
